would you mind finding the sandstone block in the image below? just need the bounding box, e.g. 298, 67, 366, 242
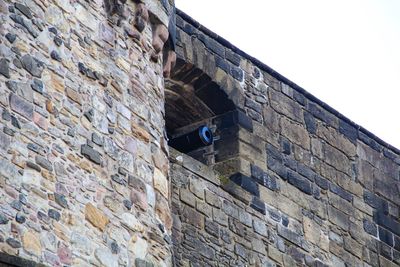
85, 203, 109, 231
154, 168, 168, 198
281, 117, 310, 150
22, 230, 41, 256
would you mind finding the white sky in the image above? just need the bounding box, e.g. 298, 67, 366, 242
175, 0, 400, 150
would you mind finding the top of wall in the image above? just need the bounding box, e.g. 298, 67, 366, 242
175, 8, 400, 158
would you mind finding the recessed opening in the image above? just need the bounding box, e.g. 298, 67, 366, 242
165, 60, 236, 165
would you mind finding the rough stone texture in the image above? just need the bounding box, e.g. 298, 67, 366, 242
169, 10, 400, 267
0, 1, 399, 267
0, 0, 172, 266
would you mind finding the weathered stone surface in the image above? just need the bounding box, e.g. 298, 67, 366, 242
9, 93, 33, 120
22, 230, 41, 255
15, 3, 33, 19
281, 117, 310, 149
153, 168, 168, 198
121, 213, 144, 232
20, 55, 44, 78
0, 58, 10, 78
0, 3, 396, 267
85, 203, 109, 231
81, 144, 102, 165
95, 246, 118, 267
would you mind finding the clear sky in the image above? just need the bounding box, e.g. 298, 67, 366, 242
175, 0, 400, 150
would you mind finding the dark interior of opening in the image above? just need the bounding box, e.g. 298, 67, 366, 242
165, 58, 236, 165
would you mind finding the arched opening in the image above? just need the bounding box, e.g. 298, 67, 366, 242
165, 58, 238, 165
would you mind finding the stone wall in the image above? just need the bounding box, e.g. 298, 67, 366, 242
0, 0, 174, 266
0, 0, 399, 266
170, 10, 400, 267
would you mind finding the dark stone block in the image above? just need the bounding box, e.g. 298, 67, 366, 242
3, 127, 14, 136
27, 161, 41, 172
268, 207, 281, 222
81, 144, 102, 165
0, 252, 43, 267
2, 109, 11, 121
11, 200, 22, 211
245, 98, 262, 113
31, 78, 44, 94
247, 109, 262, 124
230, 66, 243, 81
230, 173, 259, 196
374, 211, 400, 236
5, 33, 16, 43
383, 148, 397, 161
50, 50, 62, 61
267, 144, 283, 162
359, 131, 382, 152
37, 210, 50, 222
48, 209, 60, 221
54, 193, 68, 208
78, 62, 87, 75
19, 194, 27, 205
313, 186, 321, 199
226, 50, 241, 66
379, 226, 394, 247
339, 120, 358, 143
0, 58, 10, 78
111, 174, 126, 185
250, 196, 266, 215
394, 235, 400, 251
307, 102, 335, 126
48, 27, 57, 35
10, 116, 19, 128
6, 238, 21, 248
92, 132, 103, 146
293, 90, 306, 106
6, 81, 18, 92
329, 183, 352, 202
110, 241, 119, 254
15, 213, 26, 224
281, 138, 291, 155
135, 258, 154, 267
20, 55, 44, 78
363, 190, 389, 213
250, 164, 265, 184
15, 3, 32, 19
304, 111, 316, 134
236, 110, 253, 131
283, 156, 297, 170
251, 164, 278, 191
282, 215, 289, 227
215, 56, 230, 73
288, 171, 312, 195
297, 163, 315, 182
267, 156, 287, 181
205, 218, 220, 238
183, 23, 195, 36
86, 69, 97, 80
123, 199, 132, 210
35, 155, 53, 171
54, 36, 63, 46
0, 213, 9, 224
204, 37, 225, 57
